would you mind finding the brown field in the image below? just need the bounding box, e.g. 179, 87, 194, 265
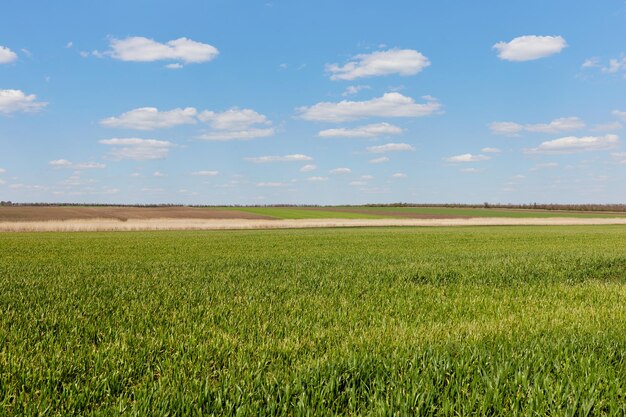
1, 217, 626, 232
0, 206, 273, 221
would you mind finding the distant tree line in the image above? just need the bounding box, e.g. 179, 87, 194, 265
1, 201, 625, 212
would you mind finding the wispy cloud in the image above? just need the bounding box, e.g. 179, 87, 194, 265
444, 153, 491, 163
245, 154, 313, 163
298, 93, 441, 122
318, 122, 403, 138
366, 143, 415, 153
299, 164, 317, 172
489, 117, 585, 135
99, 138, 175, 160
191, 170, 219, 176
100, 107, 197, 130
481, 147, 501, 153
198, 108, 275, 141
369, 156, 390, 164
524, 135, 620, 154
326, 49, 430, 80
49, 159, 106, 169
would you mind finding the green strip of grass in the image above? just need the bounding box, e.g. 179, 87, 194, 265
1, 226, 625, 415
334, 206, 626, 218
226, 206, 390, 219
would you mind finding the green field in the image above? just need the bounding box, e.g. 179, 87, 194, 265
226, 206, 389, 219
225, 206, 626, 219
2, 226, 626, 415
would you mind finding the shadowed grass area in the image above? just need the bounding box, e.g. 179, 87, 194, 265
1, 226, 625, 415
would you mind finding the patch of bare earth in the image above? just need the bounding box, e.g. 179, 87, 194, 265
1, 217, 626, 232
0, 206, 273, 221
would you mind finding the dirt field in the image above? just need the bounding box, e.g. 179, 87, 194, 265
0, 206, 273, 221
1, 217, 626, 232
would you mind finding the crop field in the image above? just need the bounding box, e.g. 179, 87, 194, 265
1, 226, 626, 415
2, 205, 626, 223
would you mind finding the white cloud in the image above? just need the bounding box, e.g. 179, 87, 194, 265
199, 108, 269, 130
0, 89, 47, 114
530, 162, 559, 171
198, 108, 275, 141
245, 154, 313, 163
391, 172, 407, 178
525, 134, 620, 154
99, 138, 175, 160
613, 110, 626, 121
591, 121, 622, 132
369, 156, 390, 164
165, 63, 183, 69
49, 159, 105, 169
366, 143, 415, 153
349, 181, 367, 186
525, 117, 585, 133
327, 49, 430, 80
444, 153, 491, 163
9, 183, 49, 191
582, 56, 626, 76
329, 167, 351, 174
306, 176, 328, 182
361, 175, 374, 180
49, 159, 73, 168
74, 162, 106, 170
106, 36, 219, 64
65, 41, 73, 49
153, 171, 165, 177
611, 152, 626, 164
489, 117, 585, 135
493, 35, 567, 61
582, 57, 600, 68
100, 107, 197, 130
488, 121, 523, 135
0, 168, 6, 174
460, 168, 482, 173
481, 147, 501, 153
298, 92, 441, 122
257, 182, 288, 187
299, 164, 317, 172
191, 170, 219, 176
342, 85, 370, 96
197, 128, 275, 141
318, 122, 403, 138
602, 56, 626, 74
0, 46, 18, 64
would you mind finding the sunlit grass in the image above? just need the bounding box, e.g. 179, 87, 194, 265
1, 226, 625, 415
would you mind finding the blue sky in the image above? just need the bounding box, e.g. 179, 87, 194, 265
1, 0, 625, 205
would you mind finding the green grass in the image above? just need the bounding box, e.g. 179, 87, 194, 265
226, 206, 389, 219
221, 206, 626, 219
336, 206, 626, 218
1, 226, 626, 415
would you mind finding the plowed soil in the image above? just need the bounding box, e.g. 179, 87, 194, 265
0, 206, 274, 221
